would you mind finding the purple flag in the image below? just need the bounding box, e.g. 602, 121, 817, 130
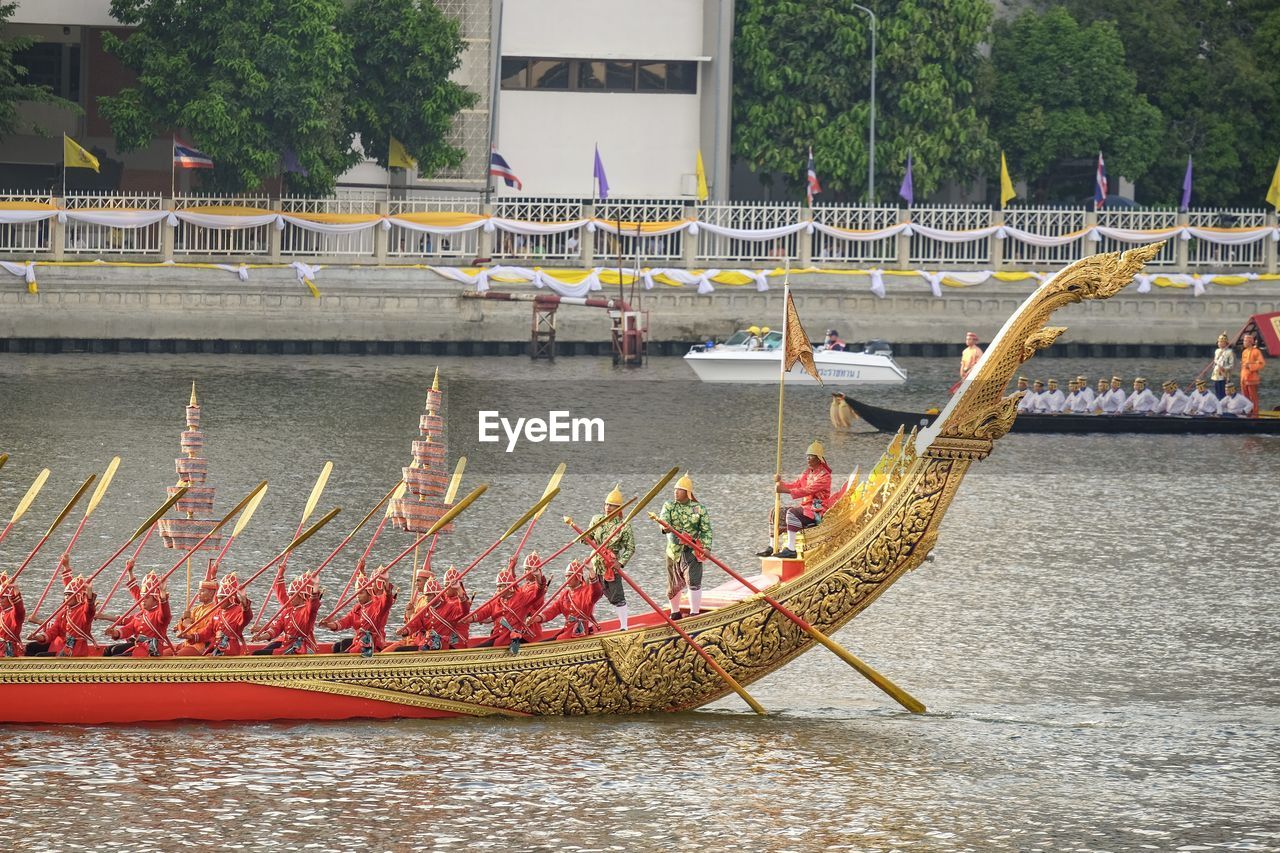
281, 147, 309, 177
593, 144, 610, 200
899, 152, 914, 207
1180, 156, 1193, 210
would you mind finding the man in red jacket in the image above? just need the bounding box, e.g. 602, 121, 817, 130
434, 566, 471, 650
190, 572, 254, 657
324, 568, 396, 656
758, 440, 833, 559
252, 573, 321, 655
27, 574, 98, 657
0, 571, 25, 657
104, 568, 173, 657
537, 560, 599, 640
472, 553, 547, 654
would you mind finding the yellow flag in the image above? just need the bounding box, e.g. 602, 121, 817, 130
695, 150, 709, 201
63, 134, 100, 173
388, 136, 416, 170
1267, 157, 1280, 212
782, 289, 822, 384
999, 151, 1016, 208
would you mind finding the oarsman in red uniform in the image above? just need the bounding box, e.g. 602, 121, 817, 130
471, 553, 548, 654
0, 571, 25, 657
436, 567, 471, 650
27, 574, 98, 657
757, 440, 833, 560
251, 573, 322, 655
204, 573, 253, 656
323, 568, 396, 656
104, 568, 173, 657
388, 574, 442, 652
535, 560, 598, 640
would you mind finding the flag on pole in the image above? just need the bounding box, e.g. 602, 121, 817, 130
489, 147, 522, 190
695, 150, 709, 201
63, 135, 100, 172
1000, 151, 1017, 208
899, 151, 914, 207
593, 144, 610, 199
1094, 151, 1108, 210
781, 288, 822, 384
1180, 156, 1193, 211
388, 137, 416, 170
1266, 157, 1280, 212
805, 146, 821, 205
173, 138, 213, 169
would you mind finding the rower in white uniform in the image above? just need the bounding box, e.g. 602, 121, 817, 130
1153, 380, 1190, 416
1076, 375, 1096, 409
1122, 377, 1159, 414
1039, 379, 1067, 413
1094, 376, 1126, 414
1187, 379, 1219, 416
1219, 382, 1254, 417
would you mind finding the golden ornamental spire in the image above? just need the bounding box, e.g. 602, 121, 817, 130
431, 367, 440, 392
189, 381, 198, 407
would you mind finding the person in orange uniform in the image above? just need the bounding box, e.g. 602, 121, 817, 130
323, 568, 396, 656
0, 571, 25, 657
174, 559, 221, 656
536, 560, 598, 640
758, 441, 833, 560
104, 568, 172, 657
251, 573, 321, 655
960, 331, 984, 381
1240, 332, 1266, 416
27, 574, 98, 657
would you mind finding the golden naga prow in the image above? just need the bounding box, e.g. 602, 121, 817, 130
0, 244, 1164, 724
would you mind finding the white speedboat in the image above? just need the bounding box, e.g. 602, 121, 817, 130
683, 329, 908, 384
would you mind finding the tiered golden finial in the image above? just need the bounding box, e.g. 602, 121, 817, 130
390, 368, 453, 533
157, 381, 222, 551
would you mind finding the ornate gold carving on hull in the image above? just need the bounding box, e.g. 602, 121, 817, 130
1021, 326, 1068, 363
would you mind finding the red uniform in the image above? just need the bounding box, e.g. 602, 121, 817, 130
206, 599, 252, 656
473, 575, 547, 646
780, 462, 833, 521
333, 587, 394, 655
42, 595, 98, 657
112, 575, 173, 657
538, 582, 598, 640
0, 579, 24, 658
260, 573, 321, 654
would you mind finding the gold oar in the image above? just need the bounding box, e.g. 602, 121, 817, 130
11, 474, 96, 583
507, 462, 566, 571
650, 512, 924, 714
0, 452, 7, 473
0, 467, 51, 547
209, 483, 270, 573
249, 462, 333, 632
408, 457, 472, 606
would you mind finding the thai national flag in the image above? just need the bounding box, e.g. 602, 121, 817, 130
806, 146, 822, 205
489, 147, 522, 190
1094, 151, 1108, 210
174, 138, 214, 169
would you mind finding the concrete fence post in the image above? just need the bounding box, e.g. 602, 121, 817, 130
374, 199, 389, 265
581, 202, 594, 267
990, 209, 1005, 270
269, 198, 282, 263
1266, 210, 1278, 275
479, 202, 494, 260
798, 207, 813, 267
162, 196, 176, 263
1084, 209, 1099, 265
1175, 211, 1189, 270
682, 203, 699, 269
51, 196, 65, 261
896, 207, 911, 269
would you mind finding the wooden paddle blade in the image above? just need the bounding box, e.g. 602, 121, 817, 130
621, 467, 679, 527
355, 481, 402, 533
0, 453, 7, 473
500, 487, 560, 541
45, 475, 95, 537
128, 487, 189, 542
231, 485, 270, 537
384, 480, 409, 519
213, 480, 268, 531
282, 506, 342, 555
425, 484, 486, 538
443, 457, 466, 505
84, 456, 121, 517
299, 461, 333, 527
534, 463, 567, 518
9, 467, 50, 525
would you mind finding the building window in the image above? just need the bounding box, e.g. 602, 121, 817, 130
14, 42, 82, 103
502, 58, 698, 94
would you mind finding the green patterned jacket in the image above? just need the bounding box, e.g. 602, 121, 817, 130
659, 499, 712, 561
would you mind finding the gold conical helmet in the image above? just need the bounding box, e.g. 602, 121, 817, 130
806, 440, 825, 461
605, 484, 624, 506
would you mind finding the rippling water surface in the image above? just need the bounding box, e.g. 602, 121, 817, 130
0, 353, 1277, 851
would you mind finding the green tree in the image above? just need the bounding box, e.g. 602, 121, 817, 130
987, 7, 1162, 203
342, 0, 476, 175
0, 2, 81, 139
1057, 0, 1280, 207
733, 0, 994, 202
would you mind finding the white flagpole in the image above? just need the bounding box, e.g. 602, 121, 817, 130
170, 135, 175, 200
771, 260, 791, 552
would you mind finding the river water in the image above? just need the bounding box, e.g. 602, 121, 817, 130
0, 353, 1277, 852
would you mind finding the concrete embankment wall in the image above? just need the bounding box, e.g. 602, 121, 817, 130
1, 266, 1275, 355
